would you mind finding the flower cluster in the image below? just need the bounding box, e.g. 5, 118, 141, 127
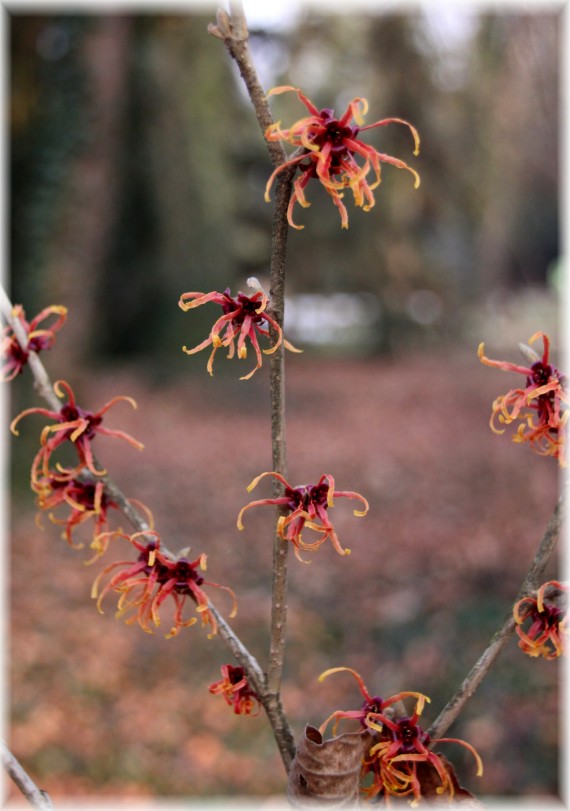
92, 531, 237, 639
237, 471, 369, 561
513, 580, 567, 660
11, 380, 144, 487
179, 286, 301, 380
264, 85, 420, 229
478, 332, 567, 466
1, 304, 67, 381
208, 664, 260, 716
318, 667, 482, 804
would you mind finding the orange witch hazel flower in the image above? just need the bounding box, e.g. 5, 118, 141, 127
10, 379, 144, 485
317, 667, 425, 736
513, 580, 568, 660
363, 696, 483, 803
1, 303, 67, 381
92, 531, 237, 639
478, 331, 568, 466
318, 667, 483, 803
208, 664, 261, 716
34, 472, 153, 562
237, 471, 369, 561
264, 85, 420, 229
179, 282, 301, 380
34, 475, 116, 552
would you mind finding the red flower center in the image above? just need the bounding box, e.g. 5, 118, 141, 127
532, 602, 564, 629
29, 334, 52, 353
392, 718, 430, 753
365, 696, 385, 715
316, 108, 358, 152
60, 404, 103, 439
65, 479, 110, 510
138, 544, 205, 595
529, 361, 554, 388
9, 342, 29, 365
286, 481, 330, 512
227, 665, 247, 685
358, 695, 385, 726
219, 289, 268, 327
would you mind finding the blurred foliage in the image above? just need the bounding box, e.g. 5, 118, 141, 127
10, 7, 560, 366
9, 353, 561, 800
11, 15, 89, 308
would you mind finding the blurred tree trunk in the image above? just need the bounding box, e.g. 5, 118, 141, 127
44, 16, 132, 375
94, 15, 252, 360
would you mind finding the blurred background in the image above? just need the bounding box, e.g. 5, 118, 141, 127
6, 1, 564, 805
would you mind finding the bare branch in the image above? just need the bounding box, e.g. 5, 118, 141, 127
428, 490, 566, 742
266, 167, 296, 699
0, 740, 53, 809
208, 604, 266, 694
0, 287, 61, 411
210, 2, 298, 769
1, 282, 267, 738
209, 2, 287, 169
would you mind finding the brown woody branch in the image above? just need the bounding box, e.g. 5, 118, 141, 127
208, 3, 288, 169
209, 1, 298, 770
262, 162, 298, 769
0, 287, 61, 411
0, 739, 53, 809
1, 281, 269, 751
428, 490, 566, 742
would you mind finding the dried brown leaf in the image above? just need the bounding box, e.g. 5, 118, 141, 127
287, 725, 372, 807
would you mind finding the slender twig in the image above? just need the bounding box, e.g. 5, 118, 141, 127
0, 287, 61, 411
208, 604, 265, 695
210, 2, 298, 769
208, 3, 287, 169
262, 165, 298, 770
1, 282, 267, 734
0, 740, 53, 809
266, 170, 293, 681
428, 489, 566, 742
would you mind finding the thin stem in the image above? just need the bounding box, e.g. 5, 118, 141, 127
1, 282, 266, 746
428, 489, 566, 742
211, 604, 293, 755
0, 287, 61, 411
211, 2, 297, 769
208, 604, 265, 695
264, 167, 298, 771
209, 3, 287, 169
96, 472, 152, 534
0, 740, 53, 809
